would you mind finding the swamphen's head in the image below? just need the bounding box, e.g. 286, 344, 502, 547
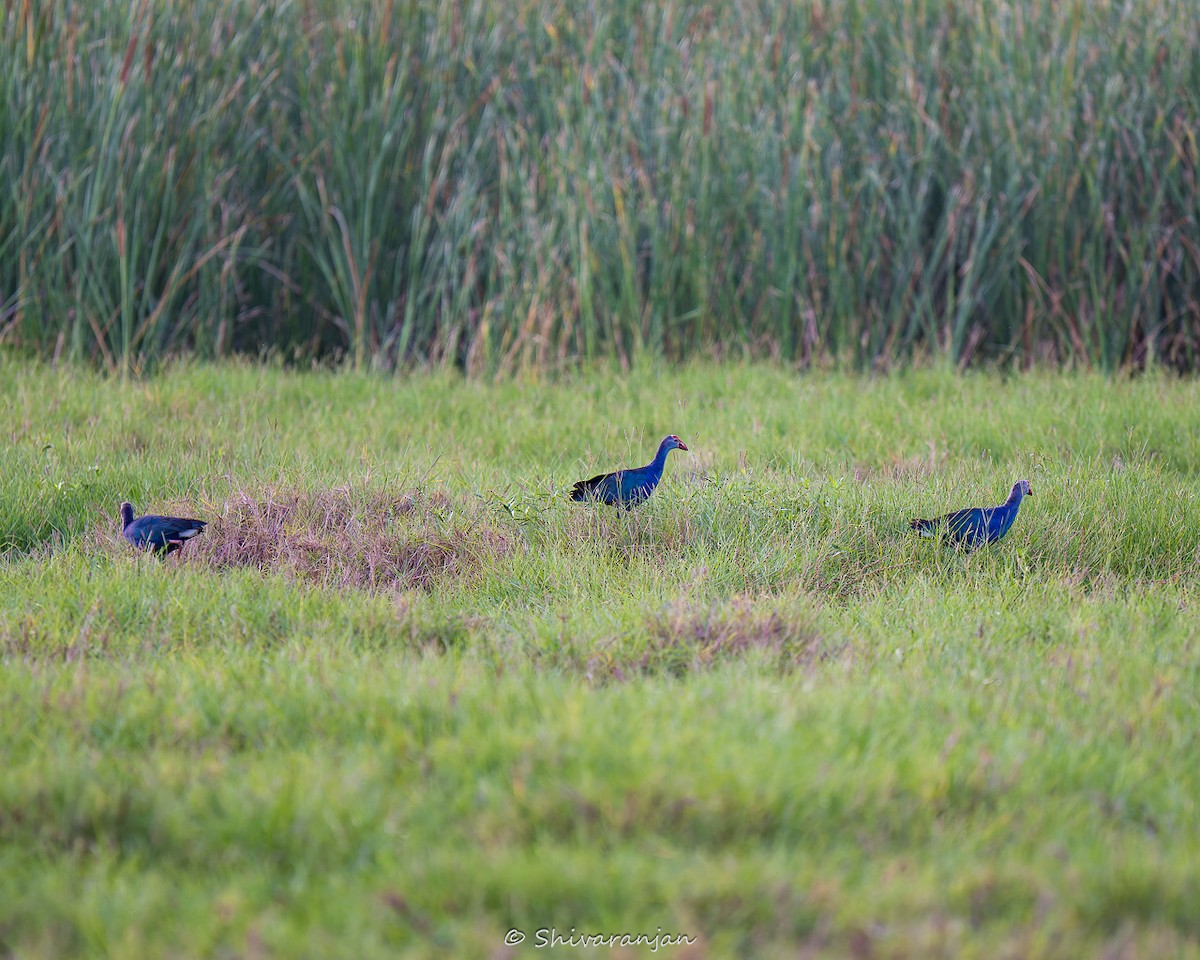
120, 501, 135, 528
662, 435, 689, 452
1014, 480, 1033, 497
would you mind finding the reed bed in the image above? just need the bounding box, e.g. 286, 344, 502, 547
1, 0, 1198, 373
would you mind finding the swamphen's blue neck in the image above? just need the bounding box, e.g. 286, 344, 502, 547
649, 438, 674, 472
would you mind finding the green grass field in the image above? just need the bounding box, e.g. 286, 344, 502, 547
3, 361, 1200, 958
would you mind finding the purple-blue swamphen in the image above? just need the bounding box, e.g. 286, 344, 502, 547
121, 501, 207, 555
569, 435, 689, 508
909, 480, 1033, 550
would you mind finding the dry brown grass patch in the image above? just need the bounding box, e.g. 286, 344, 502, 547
651, 597, 832, 665
180, 486, 511, 593
585, 596, 842, 680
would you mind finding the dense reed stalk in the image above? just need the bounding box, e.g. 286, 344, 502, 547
1, 0, 1197, 373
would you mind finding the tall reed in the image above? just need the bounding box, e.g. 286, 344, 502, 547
1, 0, 1197, 373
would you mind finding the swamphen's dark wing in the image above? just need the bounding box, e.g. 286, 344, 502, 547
570, 472, 619, 503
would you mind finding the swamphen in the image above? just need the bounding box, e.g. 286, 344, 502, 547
121, 501, 207, 555
569, 435, 689, 508
909, 480, 1032, 550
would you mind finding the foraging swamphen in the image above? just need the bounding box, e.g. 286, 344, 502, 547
569, 435, 689, 508
120, 501, 207, 555
909, 480, 1033, 550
